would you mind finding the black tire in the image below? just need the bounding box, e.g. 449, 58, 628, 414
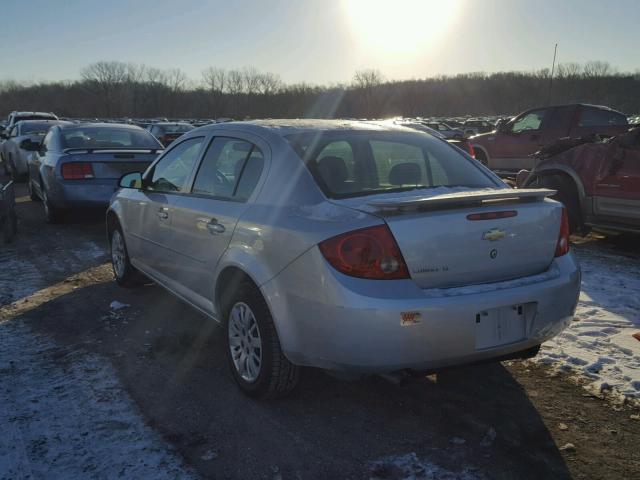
1, 154, 9, 176
27, 179, 40, 201
41, 186, 63, 224
2, 212, 17, 244
474, 149, 488, 166
109, 225, 143, 287
532, 174, 582, 234
224, 282, 300, 399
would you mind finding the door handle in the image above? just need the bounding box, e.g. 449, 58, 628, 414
157, 208, 169, 219
206, 219, 225, 235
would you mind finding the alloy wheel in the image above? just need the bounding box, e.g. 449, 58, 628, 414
228, 302, 263, 382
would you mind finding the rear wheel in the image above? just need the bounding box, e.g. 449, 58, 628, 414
2, 212, 17, 244
224, 282, 300, 399
474, 149, 488, 166
42, 187, 63, 224
1, 154, 9, 176
27, 179, 39, 201
532, 174, 583, 234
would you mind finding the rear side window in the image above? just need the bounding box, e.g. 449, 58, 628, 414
578, 108, 628, 127
287, 131, 495, 199
148, 137, 204, 192
192, 137, 264, 200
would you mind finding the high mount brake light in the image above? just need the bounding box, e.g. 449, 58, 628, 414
318, 224, 409, 280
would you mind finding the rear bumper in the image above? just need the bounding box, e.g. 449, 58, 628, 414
47, 179, 118, 209
262, 249, 581, 373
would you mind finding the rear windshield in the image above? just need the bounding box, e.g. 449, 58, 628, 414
161, 124, 194, 133
15, 115, 56, 123
61, 127, 160, 149
287, 131, 496, 199
20, 122, 58, 134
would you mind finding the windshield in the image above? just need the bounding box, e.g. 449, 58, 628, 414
61, 127, 161, 149
287, 131, 496, 199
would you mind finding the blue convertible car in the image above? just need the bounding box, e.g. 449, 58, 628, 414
25, 123, 163, 222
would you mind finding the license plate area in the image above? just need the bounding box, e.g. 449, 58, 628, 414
475, 303, 535, 350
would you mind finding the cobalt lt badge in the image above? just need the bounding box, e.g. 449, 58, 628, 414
490, 249, 498, 259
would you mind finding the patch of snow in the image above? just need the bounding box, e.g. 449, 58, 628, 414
532, 246, 640, 401
110, 300, 130, 311
369, 453, 483, 480
0, 319, 196, 479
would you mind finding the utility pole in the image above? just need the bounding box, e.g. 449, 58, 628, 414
547, 43, 558, 105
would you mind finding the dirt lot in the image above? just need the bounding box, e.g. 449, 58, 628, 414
1, 178, 639, 480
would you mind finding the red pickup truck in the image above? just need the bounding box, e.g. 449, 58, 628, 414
472, 104, 629, 174
517, 128, 640, 235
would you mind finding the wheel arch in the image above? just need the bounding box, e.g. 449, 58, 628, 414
525, 164, 587, 211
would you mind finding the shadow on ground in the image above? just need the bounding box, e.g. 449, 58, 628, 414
11, 278, 572, 480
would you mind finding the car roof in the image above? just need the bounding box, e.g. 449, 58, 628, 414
13, 111, 56, 117
16, 119, 66, 125
57, 122, 146, 130
195, 119, 418, 138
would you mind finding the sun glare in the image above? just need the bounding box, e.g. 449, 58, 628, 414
343, 0, 462, 54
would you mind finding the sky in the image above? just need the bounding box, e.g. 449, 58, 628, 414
0, 0, 638, 85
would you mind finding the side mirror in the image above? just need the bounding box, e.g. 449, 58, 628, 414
118, 171, 143, 189
20, 139, 41, 151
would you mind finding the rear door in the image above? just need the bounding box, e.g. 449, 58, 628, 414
591, 132, 640, 226
164, 134, 267, 312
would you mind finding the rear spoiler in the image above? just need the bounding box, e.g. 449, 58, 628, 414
63, 148, 163, 154
367, 188, 556, 211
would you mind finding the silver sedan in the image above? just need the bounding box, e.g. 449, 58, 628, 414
107, 120, 580, 398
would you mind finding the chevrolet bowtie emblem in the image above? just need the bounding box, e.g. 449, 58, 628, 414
483, 228, 507, 241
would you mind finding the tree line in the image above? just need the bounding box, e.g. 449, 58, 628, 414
1, 60, 639, 120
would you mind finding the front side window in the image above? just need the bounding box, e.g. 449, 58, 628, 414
288, 131, 495, 199
148, 137, 204, 192
192, 137, 263, 200
511, 109, 547, 133
578, 108, 628, 127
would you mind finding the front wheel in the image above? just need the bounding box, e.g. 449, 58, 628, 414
225, 283, 300, 399
110, 227, 143, 287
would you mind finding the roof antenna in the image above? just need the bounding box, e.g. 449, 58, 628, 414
547, 43, 558, 106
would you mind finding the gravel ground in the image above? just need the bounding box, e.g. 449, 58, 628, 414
1, 178, 639, 480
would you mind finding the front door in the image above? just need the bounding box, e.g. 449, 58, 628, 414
134, 136, 206, 279
491, 108, 551, 171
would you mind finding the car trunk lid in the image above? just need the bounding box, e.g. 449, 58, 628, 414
61, 149, 160, 179
332, 188, 561, 289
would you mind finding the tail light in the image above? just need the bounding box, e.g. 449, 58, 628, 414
318, 224, 409, 280
61, 162, 94, 180
468, 143, 475, 158
555, 208, 570, 257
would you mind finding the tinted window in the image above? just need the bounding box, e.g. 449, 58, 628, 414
192, 137, 263, 200
511, 109, 547, 133
161, 123, 194, 133
61, 127, 160, 149
287, 131, 495, 199
20, 122, 58, 135
578, 108, 628, 127
148, 137, 204, 192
